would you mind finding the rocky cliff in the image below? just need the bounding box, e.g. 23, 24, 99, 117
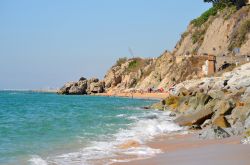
58, 5, 250, 95
103, 5, 250, 93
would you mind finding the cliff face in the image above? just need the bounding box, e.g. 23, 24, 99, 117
103, 6, 250, 93
174, 6, 250, 56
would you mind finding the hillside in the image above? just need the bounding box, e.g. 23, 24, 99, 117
102, 5, 250, 93
58, 5, 250, 95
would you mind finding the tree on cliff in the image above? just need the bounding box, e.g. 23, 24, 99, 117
204, 0, 246, 9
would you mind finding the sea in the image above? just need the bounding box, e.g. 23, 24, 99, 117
0, 91, 182, 165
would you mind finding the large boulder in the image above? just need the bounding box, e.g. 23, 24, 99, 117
88, 81, 105, 94
211, 99, 236, 126
57, 82, 75, 94
187, 93, 212, 113
213, 116, 231, 128
174, 99, 216, 126
208, 90, 225, 100
227, 101, 250, 126
198, 126, 230, 139
68, 85, 85, 95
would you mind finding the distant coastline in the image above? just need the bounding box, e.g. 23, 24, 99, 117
0, 89, 58, 93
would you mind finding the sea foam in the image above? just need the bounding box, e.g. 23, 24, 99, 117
29, 155, 48, 165
36, 110, 183, 165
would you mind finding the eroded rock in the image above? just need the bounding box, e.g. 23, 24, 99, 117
198, 126, 230, 139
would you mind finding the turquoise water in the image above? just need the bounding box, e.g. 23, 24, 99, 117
0, 91, 163, 165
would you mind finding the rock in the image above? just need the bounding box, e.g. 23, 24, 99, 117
118, 140, 140, 149
244, 115, 250, 129
241, 128, 250, 144
57, 82, 75, 94
169, 112, 177, 117
142, 106, 150, 110
79, 77, 87, 81
189, 125, 202, 130
187, 92, 212, 113
243, 87, 250, 97
177, 87, 191, 96
68, 85, 86, 95
208, 90, 225, 99
214, 100, 236, 118
58, 77, 105, 95
201, 119, 212, 129
198, 126, 230, 139
228, 103, 250, 125
165, 96, 180, 110
213, 116, 230, 128
244, 128, 250, 138
174, 100, 215, 126
227, 122, 245, 136
88, 81, 104, 94
150, 101, 164, 110
88, 78, 99, 83
78, 80, 88, 90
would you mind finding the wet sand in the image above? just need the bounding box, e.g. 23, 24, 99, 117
113, 133, 250, 165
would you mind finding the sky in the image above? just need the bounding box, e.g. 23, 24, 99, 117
0, 0, 211, 90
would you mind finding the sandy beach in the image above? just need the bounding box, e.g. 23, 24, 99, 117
114, 132, 250, 165
94, 91, 250, 165
96, 92, 168, 100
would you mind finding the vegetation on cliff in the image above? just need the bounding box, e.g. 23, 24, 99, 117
115, 57, 127, 67
191, 0, 246, 27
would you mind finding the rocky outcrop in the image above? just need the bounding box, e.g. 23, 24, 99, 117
103, 57, 155, 93
152, 63, 250, 139
58, 77, 105, 95
199, 126, 231, 139
104, 52, 208, 93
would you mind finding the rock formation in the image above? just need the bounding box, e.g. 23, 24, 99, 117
151, 62, 250, 139
59, 6, 250, 95
58, 77, 105, 95
102, 6, 250, 93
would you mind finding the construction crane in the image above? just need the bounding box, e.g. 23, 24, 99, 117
128, 47, 134, 58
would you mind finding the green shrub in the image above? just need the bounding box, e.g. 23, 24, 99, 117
126, 58, 144, 73
191, 6, 219, 27
115, 57, 127, 66
128, 60, 138, 69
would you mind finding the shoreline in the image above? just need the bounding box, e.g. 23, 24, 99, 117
96, 92, 168, 100
113, 132, 250, 165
